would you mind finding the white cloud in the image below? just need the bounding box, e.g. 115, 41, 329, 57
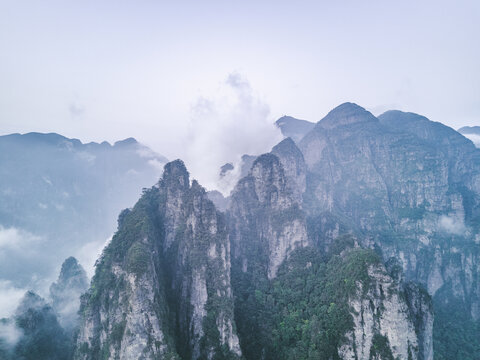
136, 146, 158, 159
147, 159, 166, 174
0, 226, 41, 256
126, 169, 140, 176
0, 280, 26, 319
463, 134, 480, 148
184, 73, 282, 193
0, 320, 23, 347
438, 215, 466, 235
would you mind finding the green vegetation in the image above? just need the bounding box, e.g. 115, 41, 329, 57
126, 242, 150, 276
433, 293, 480, 360
9, 303, 72, 360
233, 239, 383, 360
369, 334, 395, 360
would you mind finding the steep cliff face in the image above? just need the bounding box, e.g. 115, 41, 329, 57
300, 103, 457, 237
161, 162, 240, 359
226, 136, 433, 360
229, 153, 308, 280
299, 103, 479, 274
75, 160, 240, 360
271, 138, 307, 204
378, 110, 480, 192
339, 265, 433, 360
297, 103, 480, 358
227, 152, 308, 359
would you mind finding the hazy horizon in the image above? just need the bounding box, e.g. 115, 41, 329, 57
1, 0, 479, 188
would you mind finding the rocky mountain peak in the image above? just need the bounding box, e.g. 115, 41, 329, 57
271, 137, 300, 157
220, 162, 234, 177
275, 116, 315, 142
15, 291, 46, 316
459, 126, 480, 135
458, 126, 480, 147
249, 153, 288, 206
113, 137, 138, 147
74, 160, 241, 360
162, 159, 190, 189
378, 110, 474, 149
317, 102, 378, 130
271, 138, 307, 201
230, 152, 308, 280
53, 257, 88, 288
50, 257, 88, 331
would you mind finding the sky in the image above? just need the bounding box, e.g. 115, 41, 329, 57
1, 0, 480, 187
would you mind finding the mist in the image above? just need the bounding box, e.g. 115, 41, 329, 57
0, 280, 27, 319
0, 320, 22, 348
182, 73, 283, 193
463, 134, 480, 147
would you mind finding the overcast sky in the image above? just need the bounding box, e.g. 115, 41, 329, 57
1, 0, 479, 186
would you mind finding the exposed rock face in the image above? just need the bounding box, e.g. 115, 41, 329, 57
75, 160, 240, 360
70, 102, 478, 359
229, 153, 308, 279
220, 163, 234, 178
378, 110, 480, 187
338, 265, 433, 360
50, 257, 89, 331
271, 138, 307, 204
404, 282, 434, 360
298, 103, 480, 357
299, 103, 479, 270
239, 154, 257, 179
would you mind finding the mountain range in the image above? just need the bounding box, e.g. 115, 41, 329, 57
1, 103, 479, 359
0, 132, 167, 287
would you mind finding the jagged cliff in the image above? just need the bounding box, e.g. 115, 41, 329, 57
73, 131, 440, 359
297, 103, 480, 358
229, 152, 308, 280
75, 160, 240, 360
70, 102, 480, 360
339, 264, 433, 360
226, 143, 431, 360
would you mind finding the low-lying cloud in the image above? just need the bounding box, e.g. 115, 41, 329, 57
463, 134, 480, 148
0, 320, 22, 347
0, 226, 41, 256
0, 280, 27, 319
